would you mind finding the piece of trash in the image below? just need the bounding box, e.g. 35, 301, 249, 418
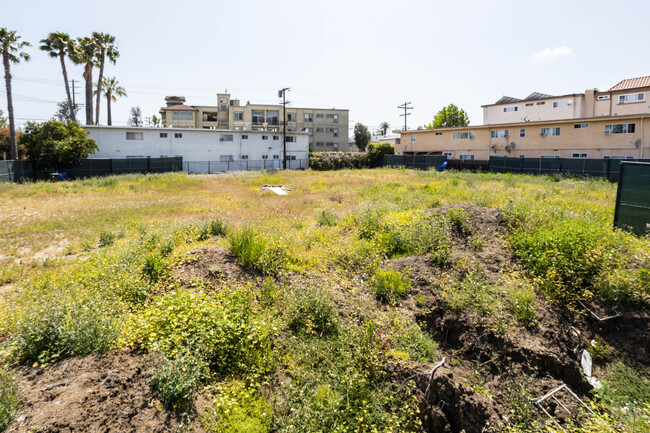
581, 350, 602, 389
534, 383, 595, 432
260, 184, 292, 195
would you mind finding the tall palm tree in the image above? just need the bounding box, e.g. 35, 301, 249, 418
69, 37, 98, 125
0, 28, 31, 160
379, 121, 390, 137
40, 32, 75, 122
96, 77, 126, 126
93, 33, 119, 125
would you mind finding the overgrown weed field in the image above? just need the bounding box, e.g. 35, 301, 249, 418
0, 169, 648, 433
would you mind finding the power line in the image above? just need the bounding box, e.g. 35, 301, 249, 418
397, 102, 413, 131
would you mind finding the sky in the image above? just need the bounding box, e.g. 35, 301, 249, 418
2, 0, 650, 135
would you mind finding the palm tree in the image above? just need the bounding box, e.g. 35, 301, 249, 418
0, 28, 31, 160
379, 121, 390, 137
93, 33, 119, 125
40, 32, 75, 122
96, 77, 126, 126
69, 37, 98, 125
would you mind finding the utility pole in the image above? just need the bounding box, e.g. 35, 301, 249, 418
398, 102, 413, 131
278, 87, 290, 169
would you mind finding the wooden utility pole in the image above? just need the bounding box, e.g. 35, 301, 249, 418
398, 102, 413, 131
278, 87, 290, 169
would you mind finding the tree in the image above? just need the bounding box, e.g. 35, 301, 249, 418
53, 100, 80, 122
353, 122, 371, 152
152, 114, 164, 127
425, 104, 469, 129
128, 106, 142, 126
69, 36, 98, 125
20, 120, 98, 168
0, 108, 7, 128
96, 77, 126, 126
379, 121, 390, 137
0, 28, 31, 160
40, 32, 75, 122
92, 33, 119, 125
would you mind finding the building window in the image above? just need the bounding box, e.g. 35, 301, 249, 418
490, 129, 508, 138
452, 132, 473, 139
126, 132, 143, 140
234, 112, 243, 120
159, 132, 168, 138
316, 113, 324, 118
287, 127, 296, 132
503, 106, 518, 112
252, 110, 264, 125
572, 153, 587, 158
286, 136, 296, 142
619, 93, 644, 103
220, 105, 227, 111
604, 155, 634, 159
262, 135, 268, 140
219, 134, 234, 142
273, 135, 279, 140
525, 103, 534, 106
541, 155, 561, 158
459, 154, 474, 160
273, 155, 279, 159
574, 123, 589, 129
174, 133, 183, 138
435, 132, 443, 136
262, 155, 268, 160
242, 134, 248, 140
241, 155, 249, 160
332, 128, 338, 137
266, 111, 279, 125
604, 123, 636, 134
304, 113, 313, 122
540, 127, 561, 137
519, 128, 526, 138
597, 95, 610, 100
536, 101, 545, 106
316, 142, 324, 147
443, 152, 452, 157
287, 113, 296, 122
333, 114, 339, 123
411, 134, 416, 141
289, 155, 297, 160
220, 155, 233, 162
173, 111, 193, 120
552, 100, 572, 108
303, 128, 313, 134
316, 128, 324, 132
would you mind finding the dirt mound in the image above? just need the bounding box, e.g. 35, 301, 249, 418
7, 349, 206, 433
173, 244, 261, 287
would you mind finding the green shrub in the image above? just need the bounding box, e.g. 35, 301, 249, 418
98, 230, 116, 247
288, 288, 338, 337
209, 217, 227, 236
228, 227, 286, 275
333, 238, 382, 274
149, 353, 206, 413
370, 268, 411, 305
201, 381, 272, 433
142, 254, 164, 283
0, 366, 19, 431
586, 334, 610, 361
510, 290, 539, 328
317, 210, 337, 227
447, 207, 473, 237
309, 151, 369, 171
389, 315, 438, 362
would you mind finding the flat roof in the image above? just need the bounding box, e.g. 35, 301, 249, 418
83, 125, 309, 135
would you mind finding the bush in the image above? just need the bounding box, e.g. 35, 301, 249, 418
201, 381, 272, 433
227, 227, 286, 275
142, 254, 164, 283
447, 207, 473, 237
370, 268, 411, 305
309, 151, 369, 171
209, 217, 227, 236
0, 366, 19, 431
288, 288, 338, 337
149, 353, 206, 413
317, 210, 337, 227
366, 141, 395, 166
20, 120, 98, 169
98, 230, 116, 247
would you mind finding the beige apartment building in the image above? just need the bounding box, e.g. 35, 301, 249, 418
400, 76, 650, 160
160, 94, 350, 151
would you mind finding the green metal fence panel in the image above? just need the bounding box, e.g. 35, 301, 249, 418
614, 162, 650, 236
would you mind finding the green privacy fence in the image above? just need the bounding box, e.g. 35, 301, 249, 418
0, 157, 183, 183
614, 162, 650, 236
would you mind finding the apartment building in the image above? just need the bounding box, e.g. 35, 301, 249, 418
159, 94, 350, 152
399, 76, 650, 160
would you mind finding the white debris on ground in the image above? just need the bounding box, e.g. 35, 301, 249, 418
260, 185, 292, 195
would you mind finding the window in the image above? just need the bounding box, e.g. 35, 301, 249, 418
452, 132, 473, 139
266, 110, 279, 125
219, 134, 233, 142
289, 155, 296, 160
316, 128, 324, 132
541, 155, 561, 158
173, 111, 193, 120
220, 155, 233, 162
326, 114, 334, 118
262, 155, 268, 160
490, 129, 508, 138
273, 135, 279, 140
604, 123, 636, 134
316, 113, 324, 118
126, 132, 143, 140
273, 155, 279, 159
572, 153, 587, 158
604, 155, 634, 159
574, 123, 589, 129
443, 152, 452, 157
287, 113, 296, 122
503, 106, 518, 112
174, 133, 183, 138
332, 128, 338, 137
286, 136, 296, 142
234, 112, 243, 120
333, 114, 339, 123
316, 142, 324, 147
540, 127, 561, 137
459, 154, 474, 160
525, 103, 534, 107
435, 132, 443, 136
519, 128, 526, 138
597, 95, 610, 100
411, 134, 416, 141
304, 113, 313, 122
262, 135, 268, 140
241, 155, 248, 160
159, 132, 168, 138
619, 93, 644, 103
287, 127, 296, 132
252, 110, 264, 125
553, 100, 572, 108
303, 128, 313, 133
536, 101, 545, 106
242, 134, 248, 140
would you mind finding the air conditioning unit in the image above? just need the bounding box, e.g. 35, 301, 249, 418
604, 130, 611, 135
469, 133, 474, 139
504, 132, 509, 137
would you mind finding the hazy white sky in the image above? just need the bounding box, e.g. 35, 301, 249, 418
2, 0, 649, 134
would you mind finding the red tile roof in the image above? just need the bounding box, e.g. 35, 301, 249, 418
159, 104, 197, 111
608, 76, 650, 91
